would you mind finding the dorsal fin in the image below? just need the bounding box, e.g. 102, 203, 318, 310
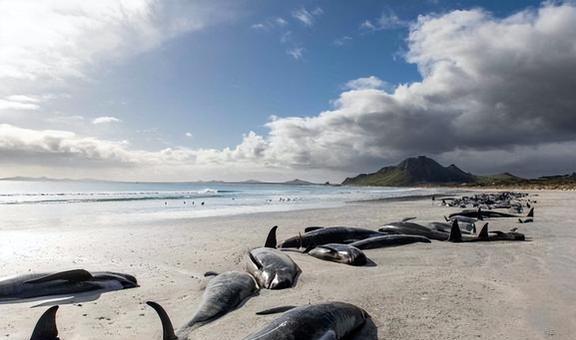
477, 208, 483, 220
264, 226, 278, 248
526, 207, 534, 218
448, 220, 462, 242
25, 269, 93, 284
146, 301, 179, 340
256, 305, 296, 315
30, 306, 59, 340
477, 223, 489, 241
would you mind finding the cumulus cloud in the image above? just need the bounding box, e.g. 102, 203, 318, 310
92, 116, 122, 124
344, 76, 388, 90
0, 124, 135, 165
0, 124, 269, 170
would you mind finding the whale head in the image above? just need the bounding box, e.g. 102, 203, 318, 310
93, 272, 139, 289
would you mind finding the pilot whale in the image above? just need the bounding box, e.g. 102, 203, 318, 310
176, 271, 257, 336
246, 226, 300, 289
0, 269, 138, 301
244, 302, 376, 340
308, 243, 367, 266
278, 227, 383, 249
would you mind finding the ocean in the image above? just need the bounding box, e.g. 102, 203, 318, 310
0, 180, 446, 230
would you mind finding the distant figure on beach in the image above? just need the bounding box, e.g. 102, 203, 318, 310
201, 201, 205, 206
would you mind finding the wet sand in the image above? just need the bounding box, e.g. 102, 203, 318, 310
1, 190, 575, 339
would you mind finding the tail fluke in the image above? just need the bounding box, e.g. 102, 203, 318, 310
30, 306, 59, 340
146, 301, 179, 340
448, 220, 462, 242
264, 226, 278, 248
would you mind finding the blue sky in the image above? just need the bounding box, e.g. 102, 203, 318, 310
1, 0, 574, 181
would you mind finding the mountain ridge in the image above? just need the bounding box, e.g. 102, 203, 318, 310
342, 156, 576, 188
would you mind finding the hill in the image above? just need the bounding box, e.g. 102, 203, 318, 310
342, 156, 475, 186
342, 156, 576, 188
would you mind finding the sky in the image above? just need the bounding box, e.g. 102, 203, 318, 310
1, 0, 575, 182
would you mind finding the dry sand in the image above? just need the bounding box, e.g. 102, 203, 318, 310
1, 190, 575, 339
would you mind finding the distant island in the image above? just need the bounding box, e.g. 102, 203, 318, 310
342, 156, 576, 189
0, 176, 318, 186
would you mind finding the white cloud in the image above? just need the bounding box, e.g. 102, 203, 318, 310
292, 7, 323, 27
344, 76, 387, 90
0, 0, 240, 102
0, 94, 47, 111
0, 124, 135, 164
0, 99, 39, 111
360, 10, 409, 32
185, 132, 193, 137
251, 23, 266, 30
92, 116, 122, 124
287, 47, 304, 60
333, 36, 353, 47
275, 17, 288, 26
251, 17, 289, 31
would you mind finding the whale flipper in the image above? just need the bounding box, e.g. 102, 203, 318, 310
30, 306, 59, 340
264, 226, 278, 248
146, 301, 179, 340
25, 269, 94, 284
256, 305, 297, 315
401, 217, 417, 222
448, 220, 462, 242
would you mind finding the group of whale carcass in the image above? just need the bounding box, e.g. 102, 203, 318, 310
5, 191, 535, 340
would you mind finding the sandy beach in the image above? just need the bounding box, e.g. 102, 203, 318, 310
1, 189, 575, 339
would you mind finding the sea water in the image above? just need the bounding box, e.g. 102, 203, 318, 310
0, 180, 446, 230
